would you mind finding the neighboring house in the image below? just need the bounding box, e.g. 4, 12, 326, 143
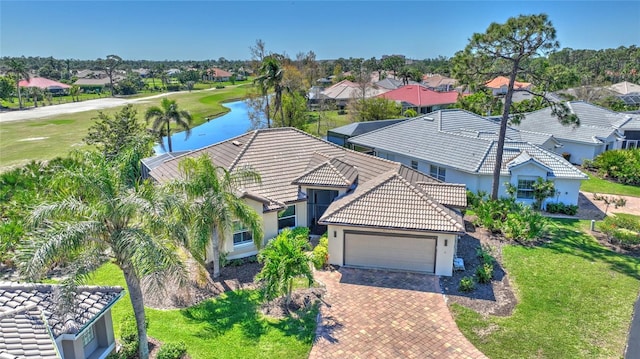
149, 128, 466, 275
19, 77, 71, 95
327, 118, 406, 148
421, 74, 457, 92
206, 68, 232, 82
515, 101, 640, 163
485, 76, 532, 96
375, 77, 419, 90
321, 80, 389, 108
347, 114, 587, 206
0, 282, 124, 359
609, 81, 640, 95
131, 68, 149, 78
377, 85, 458, 114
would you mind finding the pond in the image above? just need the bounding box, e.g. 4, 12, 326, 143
154, 100, 257, 153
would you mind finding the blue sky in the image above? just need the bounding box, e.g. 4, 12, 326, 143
1, 1, 639, 60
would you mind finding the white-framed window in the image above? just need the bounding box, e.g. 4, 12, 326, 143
411, 160, 418, 170
278, 206, 296, 230
233, 222, 253, 245
81, 325, 95, 347
517, 179, 535, 199
429, 165, 446, 181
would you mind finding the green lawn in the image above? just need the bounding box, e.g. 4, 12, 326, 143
580, 173, 640, 197
0, 85, 251, 170
452, 219, 640, 358
89, 263, 317, 359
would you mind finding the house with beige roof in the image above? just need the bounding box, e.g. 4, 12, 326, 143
0, 282, 124, 359
149, 128, 466, 275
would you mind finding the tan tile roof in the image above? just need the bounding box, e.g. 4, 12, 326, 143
319, 171, 464, 233
150, 128, 465, 233
417, 182, 467, 208
292, 158, 358, 188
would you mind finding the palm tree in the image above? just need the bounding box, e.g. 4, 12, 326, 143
254, 56, 285, 127
170, 154, 263, 278
17, 149, 187, 359
6, 59, 30, 110
255, 228, 314, 306
145, 98, 192, 153
29, 87, 43, 108
70, 85, 81, 102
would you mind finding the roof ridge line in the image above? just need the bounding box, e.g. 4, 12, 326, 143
322, 170, 397, 218
0, 303, 39, 320
228, 130, 259, 170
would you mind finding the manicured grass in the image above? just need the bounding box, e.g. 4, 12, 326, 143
581, 173, 640, 197
89, 263, 317, 359
304, 110, 352, 137
452, 219, 640, 358
0, 85, 250, 170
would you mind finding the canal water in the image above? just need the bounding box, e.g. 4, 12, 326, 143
154, 100, 256, 153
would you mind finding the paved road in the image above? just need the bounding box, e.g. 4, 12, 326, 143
0, 88, 217, 123
626, 295, 640, 359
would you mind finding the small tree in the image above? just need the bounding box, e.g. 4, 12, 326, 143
255, 228, 313, 306
532, 178, 556, 210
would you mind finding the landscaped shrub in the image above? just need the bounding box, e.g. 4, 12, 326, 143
502, 206, 547, 242
312, 234, 329, 270
290, 226, 310, 240
598, 215, 640, 246
157, 341, 187, 359
118, 313, 149, 359
473, 197, 518, 232
459, 276, 475, 292
590, 148, 640, 185
546, 202, 579, 215
476, 245, 495, 264
476, 263, 494, 284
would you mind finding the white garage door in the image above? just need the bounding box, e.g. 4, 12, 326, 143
344, 232, 436, 273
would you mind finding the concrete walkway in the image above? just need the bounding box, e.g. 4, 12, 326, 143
309, 268, 487, 359
626, 294, 640, 359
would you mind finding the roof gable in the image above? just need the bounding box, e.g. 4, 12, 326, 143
319, 172, 464, 233
291, 157, 358, 188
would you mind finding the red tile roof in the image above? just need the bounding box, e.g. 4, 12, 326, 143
378, 85, 459, 107
210, 68, 232, 78
485, 76, 531, 89
18, 77, 70, 89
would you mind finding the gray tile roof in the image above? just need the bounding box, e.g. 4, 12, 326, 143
328, 119, 406, 137
516, 101, 628, 143
0, 282, 124, 343
319, 171, 464, 233
348, 116, 586, 179
150, 128, 466, 234
292, 158, 358, 188
428, 109, 554, 146
0, 306, 59, 359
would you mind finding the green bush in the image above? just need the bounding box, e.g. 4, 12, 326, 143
546, 202, 578, 215
591, 149, 640, 185
598, 215, 640, 246
290, 226, 310, 240
459, 276, 475, 292
312, 234, 329, 270
118, 313, 149, 359
476, 263, 494, 284
157, 341, 187, 359
476, 245, 495, 264
502, 206, 547, 242
473, 197, 518, 232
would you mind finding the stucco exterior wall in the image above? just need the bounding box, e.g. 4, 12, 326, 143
326, 225, 458, 276
555, 141, 599, 165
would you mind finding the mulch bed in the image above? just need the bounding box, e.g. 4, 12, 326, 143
260, 287, 325, 318
143, 258, 262, 310
440, 219, 518, 317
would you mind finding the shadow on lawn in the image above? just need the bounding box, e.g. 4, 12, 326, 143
544, 219, 640, 280
180, 290, 317, 343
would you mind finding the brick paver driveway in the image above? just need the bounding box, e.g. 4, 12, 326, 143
309, 268, 487, 359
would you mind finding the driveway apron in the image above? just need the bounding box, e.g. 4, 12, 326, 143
309, 268, 487, 359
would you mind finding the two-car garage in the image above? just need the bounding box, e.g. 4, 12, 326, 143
343, 231, 437, 273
